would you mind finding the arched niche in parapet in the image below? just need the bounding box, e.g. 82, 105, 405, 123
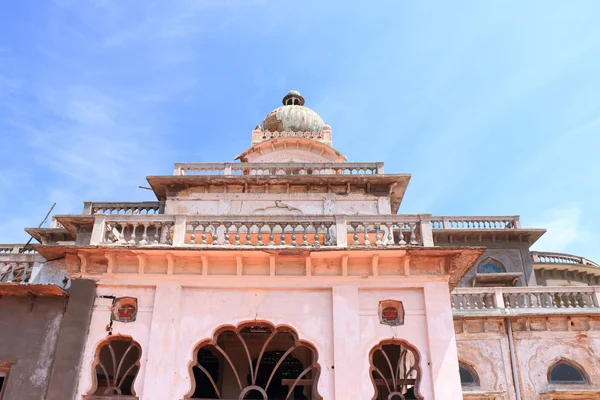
458, 361, 480, 388
84, 335, 142, 399
185, 321, 322, 400
235, 138, 346, 163
369, 339, 423, 400
477, 257, 506, 274
548, 359, 588, 384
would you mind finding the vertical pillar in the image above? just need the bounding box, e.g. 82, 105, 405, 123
419, 214, 434, 247
332, 286, 361, 399
172, 216, 186, 246
335, 216, 348, 247
141, 283, 182, 400
423, 282, 463, 399
89, 216, 106, 245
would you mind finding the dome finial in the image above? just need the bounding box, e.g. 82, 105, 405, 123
282, 90, 305, 106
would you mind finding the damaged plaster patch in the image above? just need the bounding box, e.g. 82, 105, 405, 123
30, 312, 62, 387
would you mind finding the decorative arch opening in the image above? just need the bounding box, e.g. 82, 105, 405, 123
477, 258, 506, 274
369, 339, 423, 400
548, 359, 588, 384
186, 321, 322, 400
458, 362, 479, 387
85, 336, 142, 398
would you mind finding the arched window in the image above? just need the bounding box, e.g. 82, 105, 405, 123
477, 258, 506, 274
186, 322, 322, 400
548, 360, 587, 384
369, 339, 423, 400
459, 362, 479, 387
86, 336, 141, 398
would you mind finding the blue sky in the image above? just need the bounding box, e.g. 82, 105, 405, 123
0, 1, 598, 261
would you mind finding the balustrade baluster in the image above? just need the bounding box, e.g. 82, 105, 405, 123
363, 223, 371, 246
291, 223, 299, 246
246, 223, 253, 245
223, 222, 232, 245
564, 293, 572, 308
211, 222, 220, 245
268, 223, 276, 245
503, 294, 511, 309
324, 222, 333, 246
409, 223, 418, 245
118, 223, 126, 243
280, 223, 287, 245
140, 222, 149, 245
128, 223, 137, 245
198, 222, 207, 244
234, 222, 242, 245
351, 222, 360, 245
301, 222, 309, 245
256, 222, 265, 246
398, 223, 406, 245
189, 221, 198, 244
534, 293, 541, 308
313, 223, 321, 246
386, 223, 394, 245
152, 222, 160, 244
375, 223, 383, 246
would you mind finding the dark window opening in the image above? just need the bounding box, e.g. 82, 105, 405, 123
370, 340, 422, 400
549, 361, 587, 384
459, 363, 479, 386
87, 337, 142, 398
478, 260, 506, 274
188, 322, 321, 400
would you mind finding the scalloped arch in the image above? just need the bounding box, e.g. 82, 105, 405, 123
184, 320, 322, 400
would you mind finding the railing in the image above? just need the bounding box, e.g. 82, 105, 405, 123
259, 130, 325, 141
83, 201, 165, 215
91, 214, 431, 248
173, 162, 384, 176
0, 262, 33, 283
0, 245, 37, 284
532, 251, 600, 269
452, 287, 600, 315
431, 216, 521, 230
0, 244, 35, 254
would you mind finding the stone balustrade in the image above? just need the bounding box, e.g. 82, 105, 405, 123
431, 216, 521, 229
0, 244, 38, 284
0, 244, 35, 254
91, 214, 429, 248
83, 201, 165, 215
172, 162, 384, 176
452, 287, 600, 316
0, 261, 33, 283
532, 251, 600, 269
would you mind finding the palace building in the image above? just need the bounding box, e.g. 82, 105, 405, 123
1, 91, 599, 400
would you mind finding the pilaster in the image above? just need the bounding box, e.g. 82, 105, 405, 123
332, 286, 361, 399
141, 283, 182, 400
423, 282, 463, 399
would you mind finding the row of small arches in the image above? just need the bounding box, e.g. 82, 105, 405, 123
459, 359, 588, 386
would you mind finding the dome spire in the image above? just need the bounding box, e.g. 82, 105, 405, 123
282, 90, 305, 106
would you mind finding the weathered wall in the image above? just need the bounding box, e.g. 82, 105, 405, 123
165, 191, 389, 216
46, 279, 97, 400
0, 295, 65, 400
455, 316, 600, 399
75, 274, 462, 399
445, 243, 536, 287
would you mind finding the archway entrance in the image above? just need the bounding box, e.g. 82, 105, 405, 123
187, 322, 322, 400
369, 339, 422, 400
